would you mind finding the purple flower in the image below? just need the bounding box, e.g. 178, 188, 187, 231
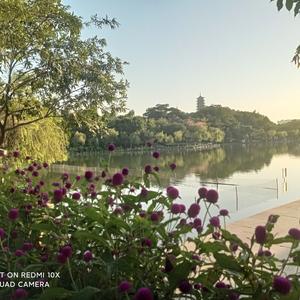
13, 288, 28, 299
84, 171, 94, 181
108, 143, 116, 151
152, 151, 160, 159
206, 189, 219, 204
83, 250, 93, 262
122, 168, 129, 176
118, 280, 132, 293
61, 173, 69, 181
255, 225, 267, 245
75, 175, 81, 181
134, 287, 153, 300
141, 238, 152, 247
193, 218, 202, 228
187, 203, 200, 218
139, 210, 146, 218
171, 204, 181, 214
144, 165, 152, 174
112, 172, 124, 186
198, 187, 208, 198
169, 163, 177, 171
179, 204, 186, 213
57, 253, 67, 264
22, 242, 33, 252
101, 171, 106, 178
0, 228, 5, 239
273, 276, 291, 295
178, 280, 192, 293
150, 212, 159, 222
114, 207, 123, 215
209, 216, 220, 227
166, 186, 179, 199
72, 192, 81, 200
53, 189, 64, 203
215, 281, 227, 289
13, 151, 20, 158
219, 209, 229, 217
8, 208, 19, 220
42, 162, 49, 168
140, 188, 148, 197
60, 245, 72, 258
15, 249, 24, 257
288, 228, 300, 240
153, 166, 160, 172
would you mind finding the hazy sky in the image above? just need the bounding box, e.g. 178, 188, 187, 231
63, 0, 300, 122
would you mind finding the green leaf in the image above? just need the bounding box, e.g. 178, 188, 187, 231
277, 0, 284, 10
213, 253, 242, 272
286, 0, 294, 11
70, 287, 100, 300
39, 288, 73, 300
31, 222, 56, 232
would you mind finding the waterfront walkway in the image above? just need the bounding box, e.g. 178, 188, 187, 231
227, 199, 300, 258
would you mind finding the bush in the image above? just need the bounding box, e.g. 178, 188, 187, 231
0, 149, 299, 299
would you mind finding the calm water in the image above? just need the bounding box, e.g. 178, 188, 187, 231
56, 143, 300, 223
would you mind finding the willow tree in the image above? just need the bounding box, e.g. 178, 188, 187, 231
0, 0, 127, 147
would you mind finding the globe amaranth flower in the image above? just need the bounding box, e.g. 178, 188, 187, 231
153, 166, 160, 172
152, 151, 160, 159
219, 209, 229, 217
150, 212, 160, 222
139, 210, 146, 218
83, 250, 93, 262
206, 189, 219, 204
22, 242, 33, 252
12, 150, 20, 158
84, 170, 94, 181
215, 281, 227, 289
273, 276, 291, 295
193, 218, 202, 228
209, 216, 220, 227
169, 163, 177, 171
178, 279, 192, 293
255, 225, 267, 245
8, 208, 19, 220
13, 288, 28, 299
171, 203, 181, 214
134, 287, 153, 300
53, 189, 64, 203
108, 143, 116, 151
60, 245, 72, 258
141, 238, 152, 247
288, 228, 300, 240
61, 172, 69, 181
144, 165, 152, 174
166, 186, 179, 199
187, 203, 200, 218
72, 192, 81, 200
112, 172, 124, 186
75, 175, 81, 181
122, 167, 129, 176
57, 253, 68, 264
179, 204, 186, 213
198, 187, 208, 198
15, 249, 25, 257
140, 188, 148, 197
118, 280, 132, 293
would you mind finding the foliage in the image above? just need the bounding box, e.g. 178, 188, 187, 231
271, 0, 300, 66
0, 0, 127, 146
0, 149, 299, 299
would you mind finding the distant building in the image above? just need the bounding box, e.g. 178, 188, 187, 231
196, 94, 205, 112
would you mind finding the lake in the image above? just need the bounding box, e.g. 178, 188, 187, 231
53, 143, 300, 223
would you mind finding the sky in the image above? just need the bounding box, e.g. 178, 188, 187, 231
63, 0, 300, 122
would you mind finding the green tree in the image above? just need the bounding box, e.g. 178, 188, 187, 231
0, 0, 127, 147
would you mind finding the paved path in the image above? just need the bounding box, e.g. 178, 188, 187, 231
227, 199, 300, 259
